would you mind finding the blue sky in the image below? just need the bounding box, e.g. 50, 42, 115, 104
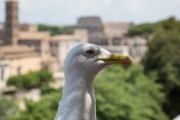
0, 0, 180, 25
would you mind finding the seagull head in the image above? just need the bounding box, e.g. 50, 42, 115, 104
63, 43, 133, 79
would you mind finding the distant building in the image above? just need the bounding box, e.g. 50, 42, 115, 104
20, 24, 38, 32
76, 17, 146, 61
121, 36, 148, 62
0, 45, 42, 76
103, 22, 134, 38
50, 29, 88, 68
103, 22, 134, 45
77, 16, 106, 45
74, 29, 88, 43
1, 0, 54, 70
18, 31, 51, 62
0, 45, 42, 92
50, 34, 83, 68
3, 0, 19, 45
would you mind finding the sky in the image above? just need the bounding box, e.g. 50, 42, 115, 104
0, 0, 180, 26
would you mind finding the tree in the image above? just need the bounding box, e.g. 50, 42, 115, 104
142, 17, 180, 118
6, 66, 168, 120
6, 17, 179, 120
127, 23, 154, 36
0, 96, 18, 120
36, 70, 54, 83
94, 65, 168, 120
126, 20, 165, 38
8, 89, 63, 120
7, 70, 54, 89
38, 24, 75, 36
40, 85, 58, 95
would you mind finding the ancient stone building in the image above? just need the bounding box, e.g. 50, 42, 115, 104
74, 29, 88, 43
0, 45, 42, 93
3, 0, 19, 45
18, 31, 51, 62
77, 17, 107, 45
0, 0, 56, 85
0, 45, 41, 76
50, 34, 83, 68
103, 22, 134, 46
118, 36, 148, 62
1, 0, 55, 70
20, 24, 38, 32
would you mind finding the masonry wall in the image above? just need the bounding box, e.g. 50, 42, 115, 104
9, 56, 42, 76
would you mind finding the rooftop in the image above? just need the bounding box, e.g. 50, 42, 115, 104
19, 31, 50, 41
51, 35, 79, 41
77, 16, 103, 28
0, 45, 40, 59
0, 45, 34, 53
103, 22, 134, 28
3, 52, 40, 59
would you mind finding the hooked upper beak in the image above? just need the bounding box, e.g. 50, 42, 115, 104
99, 53, 133, 66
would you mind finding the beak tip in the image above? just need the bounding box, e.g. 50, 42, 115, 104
122, 56, 133, 66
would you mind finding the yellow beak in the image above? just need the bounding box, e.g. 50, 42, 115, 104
99, 53, 133, 66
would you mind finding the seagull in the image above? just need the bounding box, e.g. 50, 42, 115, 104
54, 43, 133, 120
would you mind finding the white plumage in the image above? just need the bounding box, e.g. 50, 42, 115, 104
54, 43, 133, 120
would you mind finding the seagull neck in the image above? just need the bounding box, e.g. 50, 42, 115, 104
60, 71, 97, 120
64, 71, 96, 95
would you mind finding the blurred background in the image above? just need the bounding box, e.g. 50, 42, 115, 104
0, 0, 180, 120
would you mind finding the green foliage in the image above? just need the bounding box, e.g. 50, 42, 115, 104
8, 89, 62, 120
142, 17, 180, 118
40, 85, 57, 95
94, 65, 168, 120
6, 66, 168, 120
126, 23, 158, 36
36, 70, 54, 83
126, 19, 167, 37
38, 24, 75, 36
7, 76, 22, 87
7, 66, 167, 120
0, 96, 18, 120
7, 70, 54, 89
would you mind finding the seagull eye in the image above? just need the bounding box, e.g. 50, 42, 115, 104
86, 50, 94, 55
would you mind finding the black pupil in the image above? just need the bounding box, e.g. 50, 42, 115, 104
87, 50, 93, 54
